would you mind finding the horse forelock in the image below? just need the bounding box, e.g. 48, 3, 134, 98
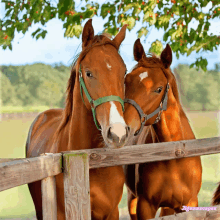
56, 34, 121, 135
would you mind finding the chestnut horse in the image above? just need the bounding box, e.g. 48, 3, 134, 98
123, 39, 202, 220
26, 19, 130, 220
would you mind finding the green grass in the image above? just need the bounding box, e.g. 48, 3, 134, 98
0, 106, 54, 114
0, 111, 219, 219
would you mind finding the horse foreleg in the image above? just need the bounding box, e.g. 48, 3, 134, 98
127, 188, 138, 220
136, 195, 157, 220
184, 195, 198, 210
28, 181, 43, 220
159, 207, 175, 216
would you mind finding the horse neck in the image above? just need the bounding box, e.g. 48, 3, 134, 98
152, 92, 195, 143
58, 80, 103, 152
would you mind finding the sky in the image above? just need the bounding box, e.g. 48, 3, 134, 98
0, 1, 219, 72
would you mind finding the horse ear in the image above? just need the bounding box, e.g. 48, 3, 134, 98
112, 24, 127, 50
133, 38, 146, 62
82, 19, 94, 49
160, 44, 172, 69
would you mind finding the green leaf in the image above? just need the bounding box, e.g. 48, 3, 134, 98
86, 4, 91, 9
149, 40, 163, 56
41, 30, 47, 39
189, 63, 194, 68
84, 10, 93, 18
31, 28, 41, 38
123, 4, 133, 12
121, 16, 135, 31
137, 27, 148, 38
36, 32, 42, 40
5, 8, 12, 17
163, 32, 169, 41
100, 3, 109, 19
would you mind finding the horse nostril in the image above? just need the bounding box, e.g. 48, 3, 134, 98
107, 127, 113, 140
126, 126, 130, 138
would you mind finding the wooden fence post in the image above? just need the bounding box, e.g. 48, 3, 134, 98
63, 152, 91, 220
41, 176, 57, 220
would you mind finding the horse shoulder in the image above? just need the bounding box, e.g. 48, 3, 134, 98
26, 109, 63, 157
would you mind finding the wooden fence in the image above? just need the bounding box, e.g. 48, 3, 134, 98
1, 136, 220, 220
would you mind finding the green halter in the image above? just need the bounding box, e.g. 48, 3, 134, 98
79, 65, 125, 130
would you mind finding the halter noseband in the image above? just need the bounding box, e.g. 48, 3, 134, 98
124, 83, 169, 136
79, 65, 124, 130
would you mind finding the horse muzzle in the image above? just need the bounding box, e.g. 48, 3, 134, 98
106, 124, 130, 148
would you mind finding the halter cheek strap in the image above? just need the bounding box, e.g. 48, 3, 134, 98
124, 83, 169, 136
79, 65, 125, 130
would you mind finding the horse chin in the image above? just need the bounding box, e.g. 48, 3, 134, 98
104, 142, 126, 149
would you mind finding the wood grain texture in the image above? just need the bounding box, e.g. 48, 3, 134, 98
0, 153, 62, 191
0, 158, 24, 163
42, 176, 57, 220
150, 205, 220, 220
63, 136, 220, 169
63, 153, 91, 220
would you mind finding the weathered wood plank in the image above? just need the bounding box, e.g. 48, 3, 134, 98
63, 136, 220, 169
0, 158, 24, 163
150, 205, 220, 220
0, 153, 62, 191
63, 153, 91, 220
42, 176, 57, 220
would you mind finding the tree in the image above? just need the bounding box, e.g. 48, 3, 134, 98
1, 0, 219, 71
1, 72, 19, 105
174, 64, 220, 111
37, 80, 62, 107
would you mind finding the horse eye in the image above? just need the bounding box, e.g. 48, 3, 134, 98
155, 87, 163, 94
86, 71, 93, 78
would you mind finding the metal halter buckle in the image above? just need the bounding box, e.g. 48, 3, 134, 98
154, 102, 163, 124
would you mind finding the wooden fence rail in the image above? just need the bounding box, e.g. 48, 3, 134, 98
63, 136, 220, 168
0, 153, 62, 191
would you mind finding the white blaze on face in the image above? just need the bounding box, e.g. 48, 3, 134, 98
109, 101, 126, 141
139, 71, 148, 81
106, 63, 112, 70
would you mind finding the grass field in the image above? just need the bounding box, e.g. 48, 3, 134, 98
0, 106, 52, 114
0, 110, 219, 219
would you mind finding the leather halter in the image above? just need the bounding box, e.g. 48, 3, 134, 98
124, 83, 169, 136
79, 65, 125, 130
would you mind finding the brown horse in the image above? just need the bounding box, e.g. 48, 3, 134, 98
123, 39, 202, 220
26, 19, 130, 220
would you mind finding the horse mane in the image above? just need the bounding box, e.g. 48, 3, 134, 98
134, 54, 181, 105
56, 34, 118, 135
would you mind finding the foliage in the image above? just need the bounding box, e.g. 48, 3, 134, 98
1, 63, 219, 111
174, 63, 220, 111
1, 0, 220, 71
1, 63, 70, 108
1, 71, 20, 105
1, 105, 51, 113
